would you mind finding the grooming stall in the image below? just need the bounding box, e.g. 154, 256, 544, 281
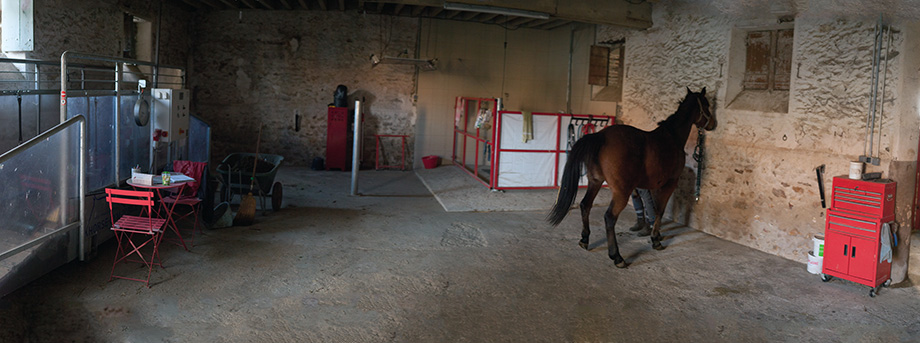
451, 96, 611, 190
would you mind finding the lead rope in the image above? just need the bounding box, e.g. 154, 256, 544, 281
692, 128, 705, 201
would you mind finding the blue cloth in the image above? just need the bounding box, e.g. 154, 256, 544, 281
631, 188, 656, 222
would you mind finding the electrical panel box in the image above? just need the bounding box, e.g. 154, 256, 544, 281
152, 88, 190, 143
151, 88, 190, 172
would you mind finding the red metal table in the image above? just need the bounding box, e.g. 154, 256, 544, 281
126, 180, 190, 251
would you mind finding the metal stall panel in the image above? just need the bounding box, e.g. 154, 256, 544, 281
0, 116, 84, 297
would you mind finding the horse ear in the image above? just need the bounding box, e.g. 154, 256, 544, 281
686, 86, 692, 95
701, 87, 706, 96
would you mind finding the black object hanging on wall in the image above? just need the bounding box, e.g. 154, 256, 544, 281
334, 85, 348, 108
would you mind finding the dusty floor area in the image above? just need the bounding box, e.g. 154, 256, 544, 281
1, 166, 919, 342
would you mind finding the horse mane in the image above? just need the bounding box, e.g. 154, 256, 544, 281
656, 93, 699, 130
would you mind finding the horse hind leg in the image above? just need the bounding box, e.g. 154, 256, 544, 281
578, 179, 603, 250
604, 202, 628, 268
650, 181, 678, 251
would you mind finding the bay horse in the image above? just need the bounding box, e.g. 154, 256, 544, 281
547, 87, 716, 268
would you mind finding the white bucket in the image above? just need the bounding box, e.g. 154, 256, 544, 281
849, 161, 864, 179
807, 251, 823, 274
812, 234, 825, 257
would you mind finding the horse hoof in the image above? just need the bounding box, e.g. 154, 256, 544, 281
653, 242, 665, 251
579, 240, 589, 250
609, 254, 627, 268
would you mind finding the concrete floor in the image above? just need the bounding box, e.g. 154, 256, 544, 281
1, 166, 920, 342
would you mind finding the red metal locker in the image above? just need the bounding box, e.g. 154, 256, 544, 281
326, 107, 349, 171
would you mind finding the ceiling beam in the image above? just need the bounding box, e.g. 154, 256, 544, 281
217, 0, 240, 9
494, 15, 514, 24
256, 0, 275, 9
338, 0, 344, 11
238, 0, 258, 9
298, 0, 309, 9
358, 0, 652, 29
278, 0, 293, 10
541, 20, 572, 30
179, 0, 203, 9
317, 0, 327, 10
507, 17, 537, 27
443, 10, 461, 19
411, 5, 425, 16
524, 18, 553, 28
376, 2, 384, 12
460, 11, 479, 20
479, 13, 499, 22
427, 7, 443, 17
197, 0, 225, 9
394, 3, 405, 15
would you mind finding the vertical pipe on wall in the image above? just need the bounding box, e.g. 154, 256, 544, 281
154, 1, 162, 88
351, 100, 362, 196
60, 52, 69, 226
566, 24, 575, 115
115, 63, 122, 184
35, 64, 41, 136
79, 116, 86, 261
877, 24, 891, 160
60, 52, 68, 122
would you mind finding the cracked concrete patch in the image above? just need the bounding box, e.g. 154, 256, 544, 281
441, 223, 487, 248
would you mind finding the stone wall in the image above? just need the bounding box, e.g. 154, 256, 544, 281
26, 0, 190, 66
601, 0, 918, 282
190, 11, 418, 167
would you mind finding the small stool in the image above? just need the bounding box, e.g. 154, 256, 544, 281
374, 134, 408, 170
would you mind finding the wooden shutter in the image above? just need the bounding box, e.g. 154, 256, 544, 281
606, 46, 624, 102
589, 45, 610, 86
773, 29, 794, 91
743, 31, 771, 90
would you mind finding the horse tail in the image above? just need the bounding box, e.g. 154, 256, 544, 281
547, 132, 605, 226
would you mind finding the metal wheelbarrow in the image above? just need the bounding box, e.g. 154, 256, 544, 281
217, 153, 284, 211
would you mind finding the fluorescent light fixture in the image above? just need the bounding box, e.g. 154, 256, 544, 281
442, 2, 550, 20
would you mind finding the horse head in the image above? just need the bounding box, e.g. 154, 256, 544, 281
686, 87, 716, 131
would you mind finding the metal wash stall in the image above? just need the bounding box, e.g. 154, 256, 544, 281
451, 96, 611, 190
0, 53, 210, 297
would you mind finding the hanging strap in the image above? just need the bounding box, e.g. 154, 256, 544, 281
18, 92, 23, 144
692, 128, 705, 201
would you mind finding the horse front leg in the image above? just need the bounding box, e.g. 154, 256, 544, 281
650, 180, 678, 251
578, 180, 602, 250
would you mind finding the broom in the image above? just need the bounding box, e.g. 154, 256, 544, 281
234, 125, 262, 226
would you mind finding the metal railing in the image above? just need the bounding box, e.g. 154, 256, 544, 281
0, 115, 85, 262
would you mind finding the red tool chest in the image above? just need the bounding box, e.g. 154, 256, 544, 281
822, 176, 895, 296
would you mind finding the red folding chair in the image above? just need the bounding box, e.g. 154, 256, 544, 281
160, 160, 207, 246
106, 188, 167, 288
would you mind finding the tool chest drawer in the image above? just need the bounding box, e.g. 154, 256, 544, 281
825, 209, 891, 239
830, 176, 896, 218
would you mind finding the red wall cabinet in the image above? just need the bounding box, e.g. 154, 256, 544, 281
822, 177, 895, 296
